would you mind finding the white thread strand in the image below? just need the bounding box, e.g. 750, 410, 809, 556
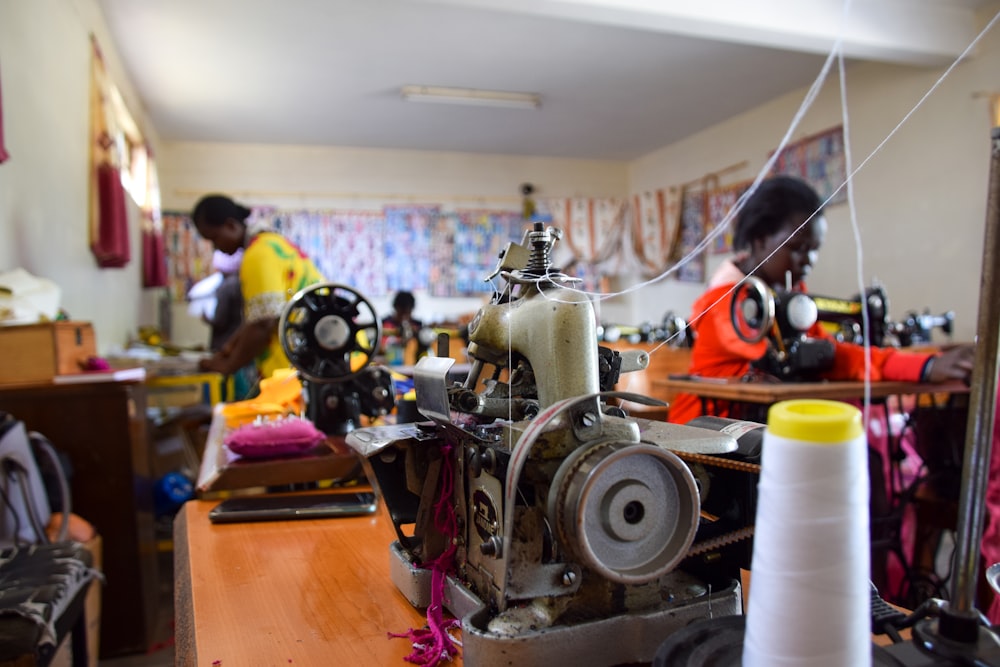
532, 7, 1000, 365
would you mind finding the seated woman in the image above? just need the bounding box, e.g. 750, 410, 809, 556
668, 175, 973, 425
666, 175, 974, 602
382, 290, 429, 362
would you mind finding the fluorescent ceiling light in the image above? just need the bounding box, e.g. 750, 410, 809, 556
400, 85, 541, 110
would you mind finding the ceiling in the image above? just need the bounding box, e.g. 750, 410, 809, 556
95, 0, 997, 162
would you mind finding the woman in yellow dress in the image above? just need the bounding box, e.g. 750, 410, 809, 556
192, 194, 324, 381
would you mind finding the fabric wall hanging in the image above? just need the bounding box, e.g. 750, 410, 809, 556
770, 125, 847, 206
629, 188, 682, 277
705, 180, 753, 255
163, 212, 214, 299
93, 163, 130, 267
547, 197, 627, 291
675, 186, 707, 283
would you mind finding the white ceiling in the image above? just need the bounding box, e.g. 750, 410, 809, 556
95, 0, 998, 161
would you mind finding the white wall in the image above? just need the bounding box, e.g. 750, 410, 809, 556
0, 0, 162, 353
627, 22, 1000, 343
3, 0, 998, 349
158, 141, 630, 344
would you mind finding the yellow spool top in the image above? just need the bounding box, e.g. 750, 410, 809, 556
766, 399, 863, 443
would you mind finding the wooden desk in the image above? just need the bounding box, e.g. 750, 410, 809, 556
174, 498, 446, 666
0, 379, 160, 658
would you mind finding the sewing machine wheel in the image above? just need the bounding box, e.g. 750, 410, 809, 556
731, 276, 774, 344
662, 311, 689, 347
279, 283, 381, 381
550, 442, 700, 584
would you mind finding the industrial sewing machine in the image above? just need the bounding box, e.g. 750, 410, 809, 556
344, 223, 760, 666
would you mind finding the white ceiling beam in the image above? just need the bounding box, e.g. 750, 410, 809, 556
416, 0, 990, 66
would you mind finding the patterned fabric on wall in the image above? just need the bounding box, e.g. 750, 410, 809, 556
163, 207, 527, 301
452, 211, 524, 296
273, 210, 385, 295
163, 212, 214, 299
676, 187, 707, 283
771, 125, 847, 205
384, 206, 437, 293
547, 197, 628, 291
705, 180, 752, 255
628, 189, 682, 276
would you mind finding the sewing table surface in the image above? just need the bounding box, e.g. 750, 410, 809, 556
174, 492, 914, 665
173, 496, 445, 667
653, 377, 969, 404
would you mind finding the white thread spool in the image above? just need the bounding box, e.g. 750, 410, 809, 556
743, 399, 871, 667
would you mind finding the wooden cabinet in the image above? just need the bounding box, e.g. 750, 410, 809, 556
0, 380, 160, 658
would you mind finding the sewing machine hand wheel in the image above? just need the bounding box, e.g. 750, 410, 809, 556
279, 283, 381, 381
730, 276, 775, 344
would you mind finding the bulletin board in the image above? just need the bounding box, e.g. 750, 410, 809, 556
163, 212, 214, 300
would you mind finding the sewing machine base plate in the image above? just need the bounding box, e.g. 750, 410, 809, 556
388, 540, 744, 667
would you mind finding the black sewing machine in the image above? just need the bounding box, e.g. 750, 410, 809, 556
811, 286, 954, 348
729, 278, 956, 382
890, 309, 955, 347
344, 223, 761, 666
279, 282, 396, 435
598, 311, 692, 347
812, 284, 892, 346
730, 276, 836, 381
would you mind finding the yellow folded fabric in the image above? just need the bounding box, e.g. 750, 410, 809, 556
220, 368, 304, 429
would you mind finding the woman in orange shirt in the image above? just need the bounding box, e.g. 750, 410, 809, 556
668, 176, 973, 425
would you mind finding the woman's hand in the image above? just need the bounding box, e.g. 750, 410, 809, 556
926, 344, 975, 384
198, 354, 228, 374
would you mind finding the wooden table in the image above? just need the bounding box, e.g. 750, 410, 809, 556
175, 494, 918, 666
654, 377, 969, 406
174, 497, 446, 666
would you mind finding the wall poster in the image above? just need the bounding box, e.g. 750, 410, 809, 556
770, 125, 847, 205
676, 187, 706, 283
705, 180, 753, 255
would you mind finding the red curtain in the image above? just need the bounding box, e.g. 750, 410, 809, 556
141, 144, 167, 287
89, 38, 130, 268
92, 162, 130, 267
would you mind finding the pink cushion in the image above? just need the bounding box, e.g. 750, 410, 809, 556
224, 416, 325, 458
